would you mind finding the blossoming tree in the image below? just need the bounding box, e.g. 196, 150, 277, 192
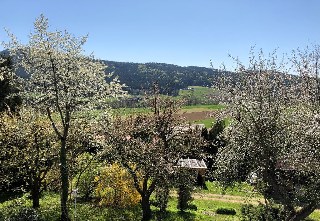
3, 14, 126, 220
101, 85, 205, 221
215, 47, 320, 220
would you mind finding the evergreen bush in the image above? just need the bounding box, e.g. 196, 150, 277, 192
216, 207, 236, 215
240, 202, 286, 221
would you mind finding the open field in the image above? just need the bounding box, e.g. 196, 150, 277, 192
107, 104, 224, 129
178, 86, 222, 105
179, 105, 221, 120
180, 104, 225, 112
180, 111, 215, 121
179, 105, 225, 128
75, 86, 225, 126
178, 86, 217, 97
179, 111, 216, 128
117, 104, 224, 115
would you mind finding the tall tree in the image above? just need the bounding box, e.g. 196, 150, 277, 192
101, 84, 205, 221
215, 47, 320, 220
3, 14, 126, 220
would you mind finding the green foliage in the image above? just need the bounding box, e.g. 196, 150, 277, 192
192, 118, 216, 129
43, 167, 61, 193
179, 86, 214, 96
117, 104, 225, 117
152, 181, 171, 213
240, 202, 286, 221
114, 107, 151, 115
202, 119, 227, 180
0, 191, 143, 221
4, 206, 45, 221
102, 62, 223, 96
73, 153, 100, 201
216, 207, 236, 215
182, 104, 225, 110
208, 119, 226, 140
0, 53, 22, 112
0, 108, 59, 208
177, 169, 196, 211
2, 188, 320, 220
179, 86, 222, 106
199, 181, 261, 198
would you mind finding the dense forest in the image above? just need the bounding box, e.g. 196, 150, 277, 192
1, 49, 223, 96
102, 61, 223, 95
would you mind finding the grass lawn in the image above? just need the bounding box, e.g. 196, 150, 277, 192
181, 104, 225, 112
1, 191, 239, 221
164, 196, 241, 221
178, 86, 216, 97
200, 181, 262, 198
2, 182, 320, 220
192, 117, 230, 129
192, 118, 216, 129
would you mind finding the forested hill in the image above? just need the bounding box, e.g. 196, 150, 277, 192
102, 61, 222, 95
1, 50, 222, 95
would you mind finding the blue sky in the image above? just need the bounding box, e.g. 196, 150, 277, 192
1, 0, 319, 69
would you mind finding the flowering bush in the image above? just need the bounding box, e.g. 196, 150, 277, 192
94, 163, 141, 208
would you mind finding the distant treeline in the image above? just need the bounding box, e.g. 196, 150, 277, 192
102, 61, 223, 95
1, 49, 224, 95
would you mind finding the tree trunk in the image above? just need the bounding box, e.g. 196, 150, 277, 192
31, 177, 40, 208
285, 201, 318, 221
141, 195, 151, 221
293, 210, 315, 221
60, 139, 70, 221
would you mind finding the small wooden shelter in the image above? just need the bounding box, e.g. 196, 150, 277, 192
176, 158, 207, 184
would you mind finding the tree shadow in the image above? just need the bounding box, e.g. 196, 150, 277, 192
0, 191, 24, 203
152, 210, 196, 221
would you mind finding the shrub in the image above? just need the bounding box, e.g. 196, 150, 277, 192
151, 173, 174, 213
216, 207, 236, 215
94, 163, 141, 208
240, 202, 286, 221
44, 166, 61, 193
75, 169, 98, 201
152, 186, 170, 213
176, 169, 196, 211
187, 204, 198, 211
73, 153, 100, 201
3, 206, 44, 221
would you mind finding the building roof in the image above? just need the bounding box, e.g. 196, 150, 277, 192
177, 158, 207, 169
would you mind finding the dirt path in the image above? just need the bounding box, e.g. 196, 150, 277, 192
171, 191, 320, 212
170, 191, 264, 205
191, 193, 265, 205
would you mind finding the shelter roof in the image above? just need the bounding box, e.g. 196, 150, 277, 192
177, 158, 207, 169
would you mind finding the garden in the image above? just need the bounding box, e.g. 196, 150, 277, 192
2, 14, 320, 221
